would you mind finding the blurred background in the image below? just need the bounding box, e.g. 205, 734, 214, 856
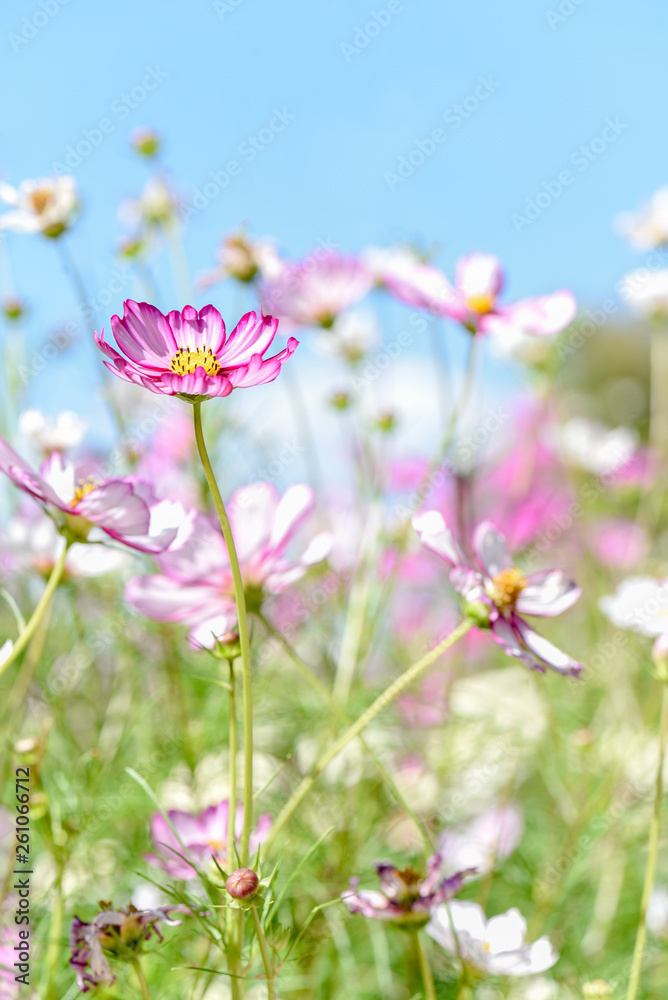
0, 0, 665, 461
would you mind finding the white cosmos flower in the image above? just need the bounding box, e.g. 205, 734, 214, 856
558, 418, 638, 477
0, 175, 77, 236
19, 409, 88, 454
361, 244, 424, 286
599, 576, 668, 637
427, 901, 558, 976
619, 268, 668, 318
616, 187, 668, 250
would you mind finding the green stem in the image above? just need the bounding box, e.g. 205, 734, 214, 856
251, 905, 276, 1000
42, 876, 63, 1000
132, 958, 152, 1000
264, 617, 474, 853
193, 402, 253, 864
228, 658, 238, 864
415, 932, 437, 1000
258, 611, 433, 854
0, 542, 69, 679
626, 680, 668, 1000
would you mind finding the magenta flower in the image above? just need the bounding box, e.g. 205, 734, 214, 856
127, 482, 331, 648
387, 252, 576, 338
260, 252, 372, 328
95, 300, 297, 400
342, 855, 472, 927
69, 903, 187, 992
146, 800, 271, 880
413, 513, 582, 676
0, 441, 183, 554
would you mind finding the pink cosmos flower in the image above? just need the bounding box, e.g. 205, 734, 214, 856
127, 482, 331, 648
588, 518, 649, 570
342, 855, 473, 927
438, 804, 524, 879
260, 252, 372, 328
413, 513, 582, 676
95, 300, 297, 400
0, 440, 184, 554
146, 801, 271, 880
387, 252, 576, 338
69, 903, 188, 992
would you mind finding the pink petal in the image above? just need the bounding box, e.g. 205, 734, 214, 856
110, 300, 177, 365
268, 483, 315, 554
220, 311, 279, 366
512, 616, 583, 676
228, 482, 280, 563
413, 510, 464, 566
454, 253, 504, 301
516, 571, 581, 617
482, 291, 576, 338
385, 264, 462, 318
166, 304, 226, 353
472, 521, 511, 577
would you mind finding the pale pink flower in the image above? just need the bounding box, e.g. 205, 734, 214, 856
588, 519, 648, 570
199, 231, 283, 286
413, 513, 582, 676
428, 901, 558, 976
260, 252, 372, 328
616, 187, 668, 249
0, 439, 184, 554
146, 801, 271, 880
96, 300, 297, 400
438, 804, 524, 878
342, 856, 472, 927
387, 252, 576, 338
127, 482, 331, 647
18, 409, 87, 454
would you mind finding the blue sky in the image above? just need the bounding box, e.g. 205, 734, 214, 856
0, 0, 666, 449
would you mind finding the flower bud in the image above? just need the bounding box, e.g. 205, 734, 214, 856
131, 127, 161, 158
330, 391, 350, 411
226, 868, 259, 900
2, 297, 25, 321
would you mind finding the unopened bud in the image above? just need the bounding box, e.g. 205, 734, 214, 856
2, 297, 25, 321
330, 391, 350, 411
462, 599, 491, 628
131, 127, 161, 158
226, 868, 259, 900
375, 410, 396, 433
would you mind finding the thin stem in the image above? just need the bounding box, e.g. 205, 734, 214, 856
626, 680, 668, 1000
251, 905, 276, 1000
228, 658, 238, 862
415, 932, 437, 1000
42, 876, 63, 1000
0, 541, 69, 678
132, 958, 152, 1000
193, 402, 253, 864
433, 332, 479, 472
264, 617, 474, 852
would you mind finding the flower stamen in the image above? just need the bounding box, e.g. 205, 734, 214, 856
489, 567, 527, 610
70, 477, 98, 507
466, 293, 495, 315
170, 346, 220, 376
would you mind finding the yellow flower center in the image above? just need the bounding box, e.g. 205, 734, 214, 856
489, 567, 527, 609
70, 478, 98, 507
29, 189, 52, 215
170, 346, 221, 376
466, 293, 495, 315
207, 838, 226, 853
